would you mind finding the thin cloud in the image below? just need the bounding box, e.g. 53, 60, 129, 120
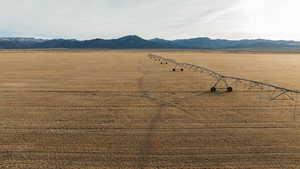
0, 0, 299, 40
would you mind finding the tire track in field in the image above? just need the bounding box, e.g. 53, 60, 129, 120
135, 58, 207, 168
136, 58, 197, 119
136, 57, 158, 169
136, 57, 165, 169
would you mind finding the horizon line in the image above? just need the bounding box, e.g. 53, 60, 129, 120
0, 35, 300, 42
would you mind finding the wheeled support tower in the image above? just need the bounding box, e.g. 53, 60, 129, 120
172, 68, 184, 72
210, 77, 233, 93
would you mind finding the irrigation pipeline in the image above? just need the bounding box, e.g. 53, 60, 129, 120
148, 54, 300, 101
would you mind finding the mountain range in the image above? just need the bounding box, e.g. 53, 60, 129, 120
1, 35, 300, 50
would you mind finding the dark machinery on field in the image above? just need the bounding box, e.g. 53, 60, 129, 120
148, 54, 299, 101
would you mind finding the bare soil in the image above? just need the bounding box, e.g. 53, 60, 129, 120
0, 50, 299, 169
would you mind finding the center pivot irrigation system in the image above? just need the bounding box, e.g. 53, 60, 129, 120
148, 54, 300, 102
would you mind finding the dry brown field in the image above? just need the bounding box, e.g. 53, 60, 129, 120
0, 50, 300, 169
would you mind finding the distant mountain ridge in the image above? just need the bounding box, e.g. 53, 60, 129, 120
1, 35, 300, 50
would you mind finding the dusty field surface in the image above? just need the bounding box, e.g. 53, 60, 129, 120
0, 50, 300, 169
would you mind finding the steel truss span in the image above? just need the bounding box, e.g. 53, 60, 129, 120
147, 54, 299, 101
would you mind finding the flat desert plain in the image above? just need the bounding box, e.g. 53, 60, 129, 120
0, 50, 300, 169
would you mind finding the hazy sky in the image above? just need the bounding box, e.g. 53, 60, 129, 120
1, 0, 300, 40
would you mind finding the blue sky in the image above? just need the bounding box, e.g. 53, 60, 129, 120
1, 0, 300, 40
